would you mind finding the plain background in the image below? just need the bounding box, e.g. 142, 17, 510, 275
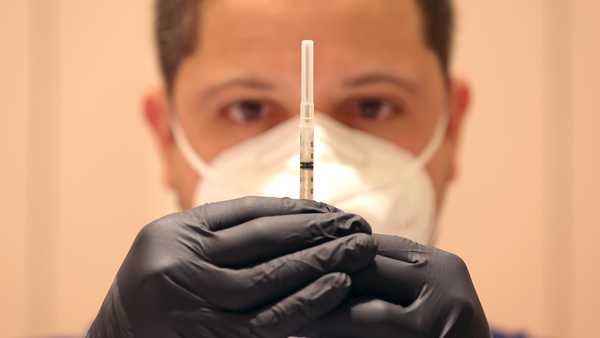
1, 1, 598, 337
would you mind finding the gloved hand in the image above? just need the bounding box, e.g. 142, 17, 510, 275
302, 234, 491, 338
86, 197, 377, 338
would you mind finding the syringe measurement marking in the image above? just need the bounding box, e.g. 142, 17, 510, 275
300, 128, 314, 199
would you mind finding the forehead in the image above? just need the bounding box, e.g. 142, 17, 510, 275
200, 0, 424, 40
191, 0, 430, 74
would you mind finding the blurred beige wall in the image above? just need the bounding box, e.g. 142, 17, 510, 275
1, 1, 598, 337
1, 2, 30, 337
571, 0, 600, 335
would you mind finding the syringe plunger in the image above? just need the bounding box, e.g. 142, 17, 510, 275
301, 40, 314, 120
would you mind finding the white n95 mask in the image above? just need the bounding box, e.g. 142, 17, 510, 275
173, 114, 447, 244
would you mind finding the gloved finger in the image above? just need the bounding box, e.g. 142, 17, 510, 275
192, 196, 340, 231
251, 272, 352, 337
205, 212, 371, 267
373, 233, 427, 262
191, 233, 376, 311
298, 297, 423, 338
351, 254, 426, 306
175, 273, 352, 337
350, 234, 430, 307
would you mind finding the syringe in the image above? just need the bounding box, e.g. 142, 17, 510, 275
299, 40, 315, 200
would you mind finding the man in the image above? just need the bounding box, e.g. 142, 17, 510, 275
86, 1, 526, 337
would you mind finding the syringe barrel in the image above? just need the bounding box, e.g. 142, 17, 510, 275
299, 118, 314, 200
299, 119, 314, 163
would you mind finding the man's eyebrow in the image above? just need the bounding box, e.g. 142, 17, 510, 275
201, 77, 277, 99
343, 72, 420, 93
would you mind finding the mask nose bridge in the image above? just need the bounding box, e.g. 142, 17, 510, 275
314, 115, 370, 166
258, 115, 370, 167
256, 119, 301, 166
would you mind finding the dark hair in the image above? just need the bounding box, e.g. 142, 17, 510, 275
155, 0, 454, 93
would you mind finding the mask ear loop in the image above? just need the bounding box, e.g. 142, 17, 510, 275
329, 112, 449, 205
170, 114, 217, 180
403, 111, 449, 178
171, 113, 269, 197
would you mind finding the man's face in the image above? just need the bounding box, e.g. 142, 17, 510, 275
145, 0, 470, 211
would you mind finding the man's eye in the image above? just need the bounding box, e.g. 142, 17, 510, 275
225, 100, 269, 123
356, 98, 395, 121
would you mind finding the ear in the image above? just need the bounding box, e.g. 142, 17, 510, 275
447, 77, 471, 145
142, 88, 176, 189
443, 77, 471, 181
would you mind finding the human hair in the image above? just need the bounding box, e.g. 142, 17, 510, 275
155, 0, 454, 93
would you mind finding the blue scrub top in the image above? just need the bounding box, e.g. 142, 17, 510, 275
492, 329, 529, 338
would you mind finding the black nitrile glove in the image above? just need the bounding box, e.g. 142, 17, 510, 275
302, 234, 491, 338
87, 197, 377, 338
